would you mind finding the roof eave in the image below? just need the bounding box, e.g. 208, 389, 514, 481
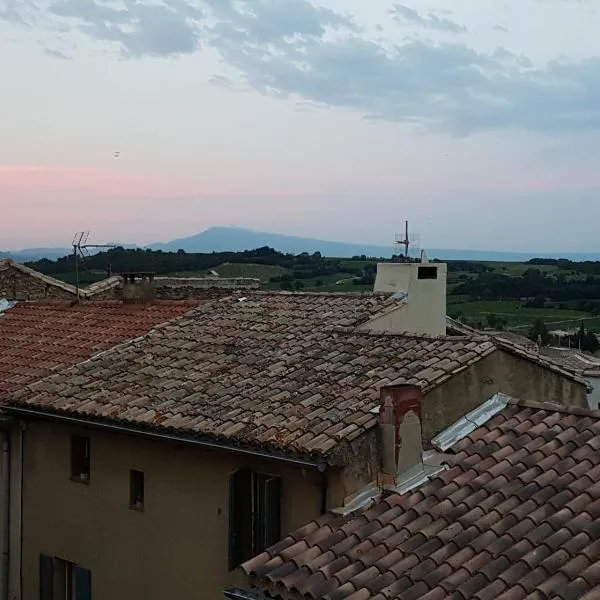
3, 404, 327, 471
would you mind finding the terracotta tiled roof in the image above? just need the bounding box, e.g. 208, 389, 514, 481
7, 292, 496, 461
448, 323, 591, 387
0, 299, 197, 393
493, 336, 593, 388
242, 399, 600, 600
538, 347, 600, 377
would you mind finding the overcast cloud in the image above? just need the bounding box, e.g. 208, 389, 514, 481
2, 0, 599, 135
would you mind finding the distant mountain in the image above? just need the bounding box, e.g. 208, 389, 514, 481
0, 247, 72, 262
148, 226, 395, 258
6, 227, 600, 262
149, 226, 600, 262
1, 243, 138, 263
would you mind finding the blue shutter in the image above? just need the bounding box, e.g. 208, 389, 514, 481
39, 554, 53, 600
263, 476, 282, 549
74, 566, 91, 600
228, 469, 253, 570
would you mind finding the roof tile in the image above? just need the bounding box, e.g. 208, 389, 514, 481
0, 299, 196, 393
6, 292, 499, 460
243, 401, 600, 600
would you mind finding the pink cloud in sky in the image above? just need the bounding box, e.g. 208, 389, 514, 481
0, 164, 330, 199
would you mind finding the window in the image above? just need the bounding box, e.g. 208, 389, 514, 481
39, 555, 91, 600
70, 436, 90, 482
228, 469, 282, 570
129, 469, 144, 510
417, 266, 438, 280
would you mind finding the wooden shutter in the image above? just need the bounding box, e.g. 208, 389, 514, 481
228, 469, 253, 570
262, 476, 282, 550
74, 566, 91, 600
39, 554, 53, 600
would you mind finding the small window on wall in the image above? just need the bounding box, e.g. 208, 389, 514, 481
417, 266, 438, 280
129, 469, 145, 510
70, 436, 90, 483
228, 469, 282, 570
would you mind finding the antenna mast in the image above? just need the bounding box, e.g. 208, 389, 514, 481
72, 232, 117, 301
394, 220, 420, 261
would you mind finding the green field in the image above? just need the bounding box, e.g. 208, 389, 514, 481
206, 262, 288, 281
448, 300, 600, 331
47, 256, 600, 332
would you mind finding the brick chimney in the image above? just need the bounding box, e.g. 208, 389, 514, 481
121, 272, 155, 305
379, 385, 423, 487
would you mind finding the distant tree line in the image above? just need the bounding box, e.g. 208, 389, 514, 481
453, 268, 600, 303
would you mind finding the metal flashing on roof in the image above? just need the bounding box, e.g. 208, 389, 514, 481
390, 450, 448, 496
223, 588, 271, 600
431, 392, 513, 452
0, 299, 16, 315
331, 481, 380, 517
390, 290, 408, 301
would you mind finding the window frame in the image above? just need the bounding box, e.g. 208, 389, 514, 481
228, 468, 282, 570
70, 436, 90, 484
129, 469, 145, 511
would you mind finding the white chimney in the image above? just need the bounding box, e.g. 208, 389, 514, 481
370, 261, 447, 336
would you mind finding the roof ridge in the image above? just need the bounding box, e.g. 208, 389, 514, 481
494, 337, 591, 389
508, 398, 600, 418
231, 290, 391, 297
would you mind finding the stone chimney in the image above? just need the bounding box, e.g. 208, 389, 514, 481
372, 261, 447, 336
121, 272, 155, 305
379, 385, 423, 487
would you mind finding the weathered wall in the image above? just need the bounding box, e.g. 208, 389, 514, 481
154, 278, 259, 299
333, 350, 587, 502
18, 420, 322, 600
421, 349, 587, 444
0, 266, 75, 301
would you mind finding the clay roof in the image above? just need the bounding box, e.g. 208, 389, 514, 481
538, 347, 600, 377
447, 322, 591, 387
6, 292, 496, 462
242, 399, 600, 600
0, 299, 197, 393
493, 336, 594, 386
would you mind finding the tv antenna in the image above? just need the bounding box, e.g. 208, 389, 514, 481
394, 220, 420, 261
72, 232, 117, 301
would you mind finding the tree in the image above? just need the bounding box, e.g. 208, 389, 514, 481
315, 279, 323, 287
486, 313, 499, 329
584, 331, 600, 353
279, 280, 292, 290
528, 319, 550, 346
294, 280, 305, 290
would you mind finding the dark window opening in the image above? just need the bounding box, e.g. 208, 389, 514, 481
417, 266, 438, 280
70, 436, 90, 483
228, 469, 282, 570
129, 469, 144, 510
39, 554, 91, 600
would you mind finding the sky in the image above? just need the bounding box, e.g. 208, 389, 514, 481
2, 0, 600, 252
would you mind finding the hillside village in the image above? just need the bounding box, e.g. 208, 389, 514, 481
1, 255, 600, 599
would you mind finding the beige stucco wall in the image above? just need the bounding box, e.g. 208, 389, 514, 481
18, 421, 323, 600
371, 263, 447, 336
422, 349, 587, 443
